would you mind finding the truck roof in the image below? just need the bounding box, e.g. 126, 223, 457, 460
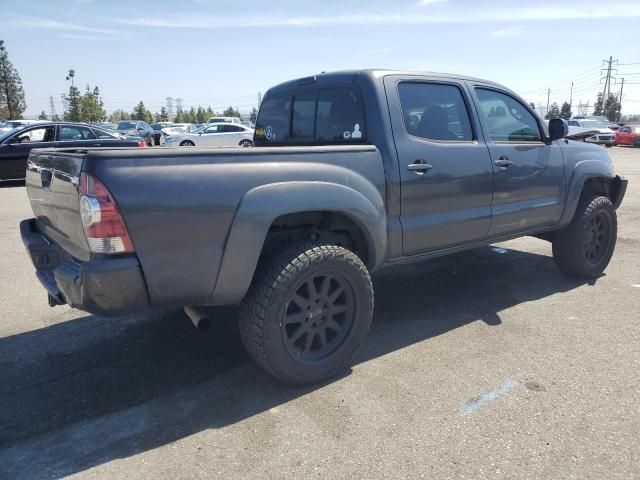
266, 69, 505, 96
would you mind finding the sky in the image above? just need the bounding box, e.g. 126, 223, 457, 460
1, 0, 640, 118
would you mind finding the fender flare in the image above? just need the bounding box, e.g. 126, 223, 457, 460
558, 159, 616, 226
211, 181, 386, 305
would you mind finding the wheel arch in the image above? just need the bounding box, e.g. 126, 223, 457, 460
210, 181, 386, 305
558, 158, 620, 227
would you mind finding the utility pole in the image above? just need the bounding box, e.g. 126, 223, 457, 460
618, 77, 625, 121
546, 89, 551, 117
569, 82, 574, 111
176, 97, 183, 114
49, 95, 56, 120
166, 97, 174, 121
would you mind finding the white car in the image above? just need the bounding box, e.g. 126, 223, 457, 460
567, 119, 615, 147
206, 116, 242, 125
162, 123, 201, 136
164, 123, 254, 147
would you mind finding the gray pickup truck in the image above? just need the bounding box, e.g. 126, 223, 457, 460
21, 70, 627, 385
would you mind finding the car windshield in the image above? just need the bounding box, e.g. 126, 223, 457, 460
150, 123, 164, 129
116, 121, 137, 129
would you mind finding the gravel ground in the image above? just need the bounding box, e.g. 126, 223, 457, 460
0, 147, 638, 480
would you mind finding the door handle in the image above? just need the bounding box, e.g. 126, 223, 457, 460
493, 156, 513, 168
407, 160, 433, 175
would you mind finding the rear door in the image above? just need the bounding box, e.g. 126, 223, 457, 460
0, 125, 57, 179
56, 125, 101, 148
470, 86, 565, 236
384, 76, 494, 254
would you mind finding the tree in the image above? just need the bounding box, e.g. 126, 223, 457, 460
0, 40, 27, 119
545, 102, 561, 119
38, 110, 48, 120
223, 106, 241, 118
559, 102, 572, 120
158, 106, 168, 122
79, 85, 105, 122
593, 92, 604, 116
64, 69, 81, 121
109, 109, 130, 122
249, 107, 258, 123
132, 101, 152, 122
603, 93, 621, 121
621, 113, 640, 123
174, 109, 184, 123
196, 106, 205, 124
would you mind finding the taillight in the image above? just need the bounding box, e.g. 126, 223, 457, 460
137, 139, 146, 148
79, 172, 134, 254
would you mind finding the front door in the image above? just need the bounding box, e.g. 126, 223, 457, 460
0, 125, 57, 179
471, 86, 565, 236
384, 77, 494, 255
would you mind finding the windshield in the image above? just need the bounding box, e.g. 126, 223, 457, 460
116, 121, 137, 130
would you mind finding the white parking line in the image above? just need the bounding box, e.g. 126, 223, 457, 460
459, 379, 520, 414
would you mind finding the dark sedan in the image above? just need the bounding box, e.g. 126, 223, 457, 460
0, 122, 146, 180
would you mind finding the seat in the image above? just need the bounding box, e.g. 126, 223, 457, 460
417, 105, 457, 141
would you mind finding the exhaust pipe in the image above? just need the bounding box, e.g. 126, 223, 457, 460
184, 306, 210, 330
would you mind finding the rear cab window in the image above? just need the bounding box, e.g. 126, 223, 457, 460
254, 86, 366, 146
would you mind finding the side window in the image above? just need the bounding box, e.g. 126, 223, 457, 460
290, 92, 316, 142
16, 127, 55, 143
475, 88, 542, 142
93, 129, 116, 139
397, 82, 473, 141
222, 125, 243, 132
568, 120, 580, 127
255, 94, 291, 144
59, 126, 96, 141
204, 125, 220, 133
315, 88, 365, 143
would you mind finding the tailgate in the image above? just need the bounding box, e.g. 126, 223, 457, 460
26, 150, 91, 261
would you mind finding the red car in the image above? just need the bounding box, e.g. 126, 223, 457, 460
615, 124, 640, 147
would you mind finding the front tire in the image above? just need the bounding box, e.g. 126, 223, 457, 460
552, 195, 617, 278
180, 140, 195, 147
239, 244, 373, 385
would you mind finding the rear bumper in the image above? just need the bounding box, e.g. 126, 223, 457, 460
20, 218, 150, 317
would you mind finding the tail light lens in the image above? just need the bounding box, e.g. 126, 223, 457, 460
137, 139, 146, 148
79, 172, 134, 254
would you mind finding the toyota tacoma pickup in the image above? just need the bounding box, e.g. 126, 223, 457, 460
21, 70, 628, 385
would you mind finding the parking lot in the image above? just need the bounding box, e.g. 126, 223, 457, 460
0, 147, 638, 479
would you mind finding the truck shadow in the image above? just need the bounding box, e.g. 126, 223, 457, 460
0, 245, 594, 479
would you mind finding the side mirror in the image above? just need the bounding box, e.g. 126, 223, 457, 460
548, 118, 568, 141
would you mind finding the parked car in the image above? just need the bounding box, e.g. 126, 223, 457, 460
571, 115, 620, 131
0, 122, 146, 180
164, 123, 254, 147
614, 124, 640, 147
20, 70, 627, 385
94, 122, 117, 131
566, 119, 616, 147
206, 116, 242, 125
0, 119, 47, 134
150, 122, 173, 145
115, 120, 154, 146
162, 123, 201, 136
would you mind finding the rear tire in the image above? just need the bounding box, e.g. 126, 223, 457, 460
552, 195, 617, 279
239, 243, 373, 385
180, 140, 195, 147
239, 139, 252, 147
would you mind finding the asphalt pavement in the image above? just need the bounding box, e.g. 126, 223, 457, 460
0, 147, 638, 479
